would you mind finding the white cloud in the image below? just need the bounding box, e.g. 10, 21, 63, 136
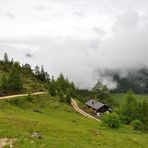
0, 0, 148, 88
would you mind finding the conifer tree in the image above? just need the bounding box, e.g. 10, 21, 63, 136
3, 53, 9, 63
91, 81, 110, 101
35, 65, 40, 76
121, 91, 138, 124
8, 66, 23, 92
1, 75, 9, 92
49, 76, 56, 96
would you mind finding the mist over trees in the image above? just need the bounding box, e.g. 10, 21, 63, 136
95, 68, 148, 94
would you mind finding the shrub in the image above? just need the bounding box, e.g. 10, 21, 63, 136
102, 112, 121, 128
27, 93, 32, 101
121, 115, 133, 125
27, 88, 32, 101
0, 87, 6, 96
131, 119, 143, 131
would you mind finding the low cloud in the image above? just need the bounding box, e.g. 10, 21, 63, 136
1, 1, 148, 89
25, 53, 32, 58
5, 12, 16, 19
73, 12, 85, 17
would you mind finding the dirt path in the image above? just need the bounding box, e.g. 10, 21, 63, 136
0, 92, 47, 100
71, 99, 101, 122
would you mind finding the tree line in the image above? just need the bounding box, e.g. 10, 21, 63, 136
49, 74, 77, 103
0, 53, 111, 104
0, 53, 78, 104
0, 53, 50, 96
119, 91, 148, 131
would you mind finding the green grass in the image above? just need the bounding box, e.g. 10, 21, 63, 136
110, 93, 148, 107
0, 94, 148, 147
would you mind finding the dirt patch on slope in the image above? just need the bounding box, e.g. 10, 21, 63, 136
0, 138, 17, 148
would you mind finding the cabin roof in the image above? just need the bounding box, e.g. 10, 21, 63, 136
85, 99, 105, 110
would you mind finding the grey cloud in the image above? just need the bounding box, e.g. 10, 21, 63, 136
92, 27, 106, 37
114, 11, 140, 33
34, 4, 46, 11
1, 0, 148, 89
1, 10, 148, 89
91, 11, 148, 88
73, 12, 85, 17
89, 40, 99, 50
25, 53, 33, 58
5, 12, 16, 19
0, 37, 101, 88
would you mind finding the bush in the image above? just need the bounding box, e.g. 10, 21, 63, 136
121, 115, 133, 125
27, 93, 32, 101
0, 87, 6, 96
131, 119, 143, 131
102, 112, 121, 128
26, 88, 32, 101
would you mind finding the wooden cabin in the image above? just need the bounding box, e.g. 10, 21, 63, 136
85, 99, 110, 116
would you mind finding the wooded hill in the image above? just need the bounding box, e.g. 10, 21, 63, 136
0, 53, 79, 104
0, 53, 50, 96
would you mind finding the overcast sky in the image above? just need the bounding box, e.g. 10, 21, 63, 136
0, 0, 148, 88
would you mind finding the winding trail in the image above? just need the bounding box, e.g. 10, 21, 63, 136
0, 92, 47, 100
71, 99, 101, 122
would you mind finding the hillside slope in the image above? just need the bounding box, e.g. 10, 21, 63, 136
0, 94, 147, 148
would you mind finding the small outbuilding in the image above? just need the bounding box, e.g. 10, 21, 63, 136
85, 99, 110, 116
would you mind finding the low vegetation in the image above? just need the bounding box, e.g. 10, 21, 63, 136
131, 120, 143, 131
102, 112, 121, 129
0, 94, 148, 147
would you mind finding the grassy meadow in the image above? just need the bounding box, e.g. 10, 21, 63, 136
0, 94, 148, 147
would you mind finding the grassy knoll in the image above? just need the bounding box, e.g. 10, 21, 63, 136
0, 94, 148, 147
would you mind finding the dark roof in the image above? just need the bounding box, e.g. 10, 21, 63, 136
85, 99, 105, 110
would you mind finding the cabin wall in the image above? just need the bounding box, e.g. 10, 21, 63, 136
86, 104, 109, 115
97, 106, 109, 113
